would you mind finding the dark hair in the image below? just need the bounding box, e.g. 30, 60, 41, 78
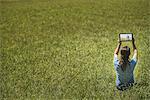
119, 46, 130, 71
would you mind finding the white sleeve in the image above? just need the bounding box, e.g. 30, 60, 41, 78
114, 54, 119, 69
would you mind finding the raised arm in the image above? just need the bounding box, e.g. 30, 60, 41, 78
132, 38, 138, 59
114, 41, 122, 55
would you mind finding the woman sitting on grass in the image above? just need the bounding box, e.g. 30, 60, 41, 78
114, 38, 138, 91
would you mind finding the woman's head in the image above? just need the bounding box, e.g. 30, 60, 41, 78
120, 46, 130, 59
119, 46, 130, 71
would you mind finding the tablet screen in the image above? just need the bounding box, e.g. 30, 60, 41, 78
119, 33, 133, 41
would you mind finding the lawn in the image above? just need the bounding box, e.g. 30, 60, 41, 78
0, 0, 150, 99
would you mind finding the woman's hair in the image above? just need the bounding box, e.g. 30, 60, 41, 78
119, 46, 130, 71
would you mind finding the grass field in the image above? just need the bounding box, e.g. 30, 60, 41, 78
0, 0, 150, 99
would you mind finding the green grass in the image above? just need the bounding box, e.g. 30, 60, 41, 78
0, 0, 150, 99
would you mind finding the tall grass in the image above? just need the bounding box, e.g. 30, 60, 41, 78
0, 0, 150, 99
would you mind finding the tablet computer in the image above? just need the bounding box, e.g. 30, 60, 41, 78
119, 33, 133, 42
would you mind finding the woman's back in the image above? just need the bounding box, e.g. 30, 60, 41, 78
114, 54, 137, 86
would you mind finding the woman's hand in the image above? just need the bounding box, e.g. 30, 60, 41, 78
132, 37, 135, 44
118, 39, 122, 44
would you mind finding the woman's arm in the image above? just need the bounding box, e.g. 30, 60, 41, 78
114, 41, 122, 55
132, 38, 138, 59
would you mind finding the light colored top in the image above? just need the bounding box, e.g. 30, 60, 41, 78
114, 53, 137, 86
